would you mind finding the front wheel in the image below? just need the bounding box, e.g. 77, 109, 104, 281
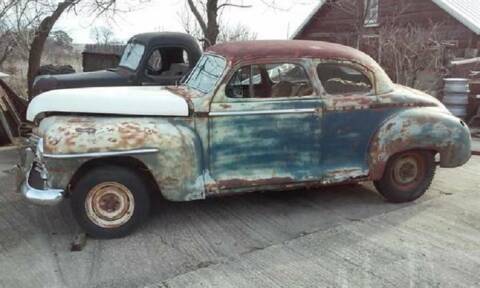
374, 150, 436, 203
70, 166, 150, 239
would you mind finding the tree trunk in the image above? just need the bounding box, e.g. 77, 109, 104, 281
186, 0, 220, 49
0, 45, 13, 68
27, 1, 72, 99
205, 0, 219, 49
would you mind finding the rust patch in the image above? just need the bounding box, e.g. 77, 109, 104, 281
75, 127, 96, 134
208, 177, 294, 191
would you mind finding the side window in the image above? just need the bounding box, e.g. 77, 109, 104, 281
317, 63, 373, 95
364, 0, 379, 27
226, 63, 313, 99
145, 47, 190, 77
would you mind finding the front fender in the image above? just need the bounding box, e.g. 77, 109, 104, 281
38, 116, 205, 201
369, 107, 471, 180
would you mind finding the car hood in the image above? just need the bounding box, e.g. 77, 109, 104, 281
32, 69, 130, 96
27, 86, 190, 121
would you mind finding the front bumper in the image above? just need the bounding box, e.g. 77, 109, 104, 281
17, 145, 64, 206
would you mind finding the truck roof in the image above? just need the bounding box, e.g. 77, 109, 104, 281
129, 32, 201, 50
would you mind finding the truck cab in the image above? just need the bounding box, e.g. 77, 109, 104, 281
32, 32, 202, 96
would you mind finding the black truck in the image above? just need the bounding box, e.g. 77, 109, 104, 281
32, 32, 203, 96
0, 32, 202, 145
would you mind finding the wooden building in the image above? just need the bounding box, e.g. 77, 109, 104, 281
293, 0, 480, 61
82, 44, 125, 72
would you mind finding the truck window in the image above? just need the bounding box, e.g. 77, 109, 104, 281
119, 42, 145, 70
145, 47, 191, 77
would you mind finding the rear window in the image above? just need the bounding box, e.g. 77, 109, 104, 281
317, 63, 373, 95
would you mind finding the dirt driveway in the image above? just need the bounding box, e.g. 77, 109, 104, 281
1, 148, 479, 288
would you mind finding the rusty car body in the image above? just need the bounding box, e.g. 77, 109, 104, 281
17, 40, 471, 238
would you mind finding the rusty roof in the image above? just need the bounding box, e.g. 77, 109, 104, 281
207, 40, 374, 65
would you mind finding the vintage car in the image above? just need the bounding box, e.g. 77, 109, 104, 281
31, 32, 202, 96
18, 40, 471, 238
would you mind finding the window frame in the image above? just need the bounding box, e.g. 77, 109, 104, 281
184, 54, 228, 95
364, 0, 379, 27
219, 59, 320, 103
315, 60, 377, 98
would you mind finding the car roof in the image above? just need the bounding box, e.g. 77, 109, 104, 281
208, 40, 395, 94
208, 40, 374, 66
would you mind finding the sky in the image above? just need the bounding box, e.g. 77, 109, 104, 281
55, 0, 319, 44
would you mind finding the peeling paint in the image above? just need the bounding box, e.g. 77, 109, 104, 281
23, 40, 472, 205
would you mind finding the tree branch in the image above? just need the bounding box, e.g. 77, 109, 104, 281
217, 3, 251, 10
187, 0, 208, 35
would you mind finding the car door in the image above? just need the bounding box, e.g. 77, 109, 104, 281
317, 61, 393, 183
207, 60, 324, 192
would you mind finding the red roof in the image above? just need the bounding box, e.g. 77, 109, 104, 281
207, 40, 374, 66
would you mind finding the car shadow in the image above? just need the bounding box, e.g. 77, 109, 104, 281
143, 183, 415, 258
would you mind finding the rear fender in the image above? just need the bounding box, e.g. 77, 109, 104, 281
369, 107, 471, 180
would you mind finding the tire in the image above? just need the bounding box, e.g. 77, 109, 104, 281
70, 166, 150, 239
374, 150, 436, 203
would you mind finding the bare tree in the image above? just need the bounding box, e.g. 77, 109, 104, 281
180, 6, 257, 45
217, 23, 257, 42
0, 0, 40, 66
90, 26, 117, 45
324, 0, 450, 92
184, 0, 306, 48
379, 21, 449, 90
184, 0, 251, 49
25, 0, 134, 97
27, 0, 74, 96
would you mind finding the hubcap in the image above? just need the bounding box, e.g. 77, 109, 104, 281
393, 156, 419, 185
85, 182, 135, 228
390, 153, 426, 191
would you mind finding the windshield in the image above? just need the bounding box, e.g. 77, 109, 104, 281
185, 54, 226, 94
119, 42, 145, 70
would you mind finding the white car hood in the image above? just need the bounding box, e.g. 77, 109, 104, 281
27, 86, 190, 121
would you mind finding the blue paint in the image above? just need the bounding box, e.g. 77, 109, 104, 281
322, 107, 401, 174
209, 99, 324, 183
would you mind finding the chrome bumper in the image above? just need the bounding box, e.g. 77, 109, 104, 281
17, 146, 64, 206
19, 168, 64, 206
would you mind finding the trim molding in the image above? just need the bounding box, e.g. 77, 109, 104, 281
209, 108, 318, 117
43, 148, 159, 159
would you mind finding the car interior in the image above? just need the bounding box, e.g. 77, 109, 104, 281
145, 47, 190, 81
226, 63, 314, 99
316, 63, 373, 95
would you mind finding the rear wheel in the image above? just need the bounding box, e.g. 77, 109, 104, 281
71, 166, 150, 239
374, 150, 436, 203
